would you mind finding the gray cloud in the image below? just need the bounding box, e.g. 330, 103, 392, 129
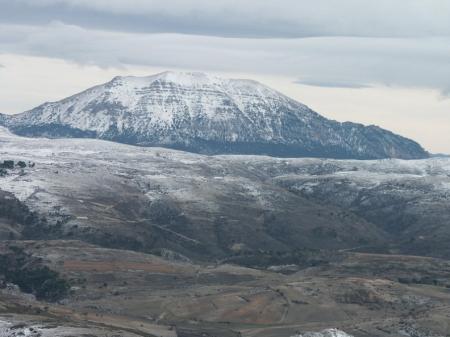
295, 80, 372, 89
1, 1, 449, 94
0, 22, 449, 95
1, 0, 450, 38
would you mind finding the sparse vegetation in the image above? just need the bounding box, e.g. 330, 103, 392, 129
0, 245, 70, 302
16, 160, 27, 168
0, 189, 63, 240
0, 160, 14, 169
0, 159, 34, 176
222, 248, 343, 270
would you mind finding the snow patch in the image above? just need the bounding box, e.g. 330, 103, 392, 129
292, 328, 353, 337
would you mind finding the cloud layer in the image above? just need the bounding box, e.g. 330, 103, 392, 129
2, 0, 450, 38
0, 21, 449, 94
1, 1, 450, 92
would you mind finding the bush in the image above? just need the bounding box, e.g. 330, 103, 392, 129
0, 160, 14, 169
16, 161, 27, 168
0, 246, 70, 302
9, 266, 70, 301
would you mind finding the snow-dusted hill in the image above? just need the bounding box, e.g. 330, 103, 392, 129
0, 127, 449, 259
0, 71, 428, 159
0, 126, 389, 259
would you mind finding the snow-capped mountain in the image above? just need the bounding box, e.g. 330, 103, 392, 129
0, 71, 428, 159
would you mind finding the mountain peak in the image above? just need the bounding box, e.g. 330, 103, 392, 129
109, 71, 267, 90
110, 71, 223, 86
154, 70, 220, 84
1, 71, 428, 160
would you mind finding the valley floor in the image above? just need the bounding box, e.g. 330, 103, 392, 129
2, 240, 450, 337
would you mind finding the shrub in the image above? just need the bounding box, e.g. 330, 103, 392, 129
0, 247, 70, 302
16, 161, 27, 168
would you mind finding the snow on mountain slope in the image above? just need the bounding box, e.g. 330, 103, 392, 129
0, 128, 392, 259
2, 71, 428, 159
0, 128, 449, 259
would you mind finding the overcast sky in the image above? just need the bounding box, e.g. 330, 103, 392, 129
0, 0, 449, 153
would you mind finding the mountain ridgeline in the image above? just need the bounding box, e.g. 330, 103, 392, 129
0, 71, 428, 159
